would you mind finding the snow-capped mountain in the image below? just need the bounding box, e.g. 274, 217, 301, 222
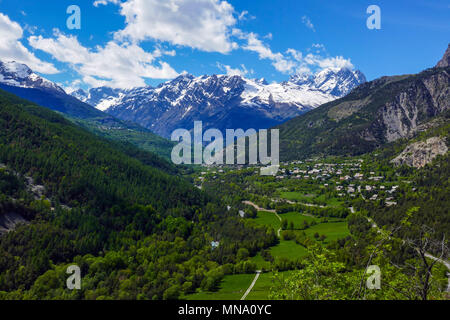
76, 68, 366, 138
0, 61, 65, 94
71, 87, 128, 111
0, 60, 109, 119
289, 68, 366, 97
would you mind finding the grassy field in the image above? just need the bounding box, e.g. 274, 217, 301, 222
184, 273, 255, 300
251, 210, 347, 254
254, 210, 320, 230
246, 270, 297, 300
269, 240, 309, 260
185, 215, 348, 300
250, 253, 271, 270
185, 271, 298, 300
304, 221, 350, 244
253, 210, 280, 230
278, 211, 317, 229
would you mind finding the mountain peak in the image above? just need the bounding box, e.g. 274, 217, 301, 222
289, 67, 366, 97
255, 78, 268, 85
70, 88, 88, 101
173, 73, 195, 82
0, 61, 33, 78
0, 60, 65, 94
436, 43, 450, 68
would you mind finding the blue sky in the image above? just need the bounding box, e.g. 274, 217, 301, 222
0, 0, 448, 90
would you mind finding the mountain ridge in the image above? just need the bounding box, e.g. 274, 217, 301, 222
0, 60, 175, 158
73, 68, 366, 138
276, 56, 450, 161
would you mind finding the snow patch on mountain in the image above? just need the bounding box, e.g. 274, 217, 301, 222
0, 61, 65, 93
70, 68, 366, 137
240, 78, 332, 109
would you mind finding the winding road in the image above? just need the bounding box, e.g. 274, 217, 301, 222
240, 270, 262, 300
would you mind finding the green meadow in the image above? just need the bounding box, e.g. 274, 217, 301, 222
269, 240, 309, 260
246, 271, 297, 300
304, 221, 350, 244
184, 273, 255, 300
185, 271, 298, 301
278, 211, 317, 228
253, 210, 280, 230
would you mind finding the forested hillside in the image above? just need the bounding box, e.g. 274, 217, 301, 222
0, 67, 175, 159
355, 121, 450, 244
0, 89, 276, 299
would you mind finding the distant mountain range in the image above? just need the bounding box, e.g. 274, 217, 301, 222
0, 60, 174, 158
0, 61, 105, 119
0, 58, 367, 149
277, 44, 450, 161
72, 68, 366, 138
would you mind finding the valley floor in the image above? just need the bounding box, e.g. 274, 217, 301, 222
186, 155, 449, 300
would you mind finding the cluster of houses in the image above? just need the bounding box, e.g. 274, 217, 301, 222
196, 159, 404, 207
272, 160, 401, 206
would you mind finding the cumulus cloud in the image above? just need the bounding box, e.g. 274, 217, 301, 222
93, 0, 121, 7
286, 48, 303, 62
29, 30, 179, 88
1, 3, 357, 89
90, 1, 354, 79
113, 0, 238, 54
281, 47, 355, 75
0, 13, 58, 74
231, 29, 354, 75
233, 30, 296, 74
304, 53, 354, 70
217, 62, 251, 77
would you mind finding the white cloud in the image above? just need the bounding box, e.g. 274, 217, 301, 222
113, 0, 238, 54
64, 79, 82, 94
233, 30, 353, 75
0, 13, 58, 74
304, 53, 354, 70
29, 30, 179, 88
287, 49, 354, 74
217, 62, 251, 77
238, 10, 255, 21
286, 48, 302, 62
312, 43, 325, 50
93, 0, 121, 7
234, 30, 296, 74
301, 15, 315, 32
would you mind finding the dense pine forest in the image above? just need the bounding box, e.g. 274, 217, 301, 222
0, 90, 276, 299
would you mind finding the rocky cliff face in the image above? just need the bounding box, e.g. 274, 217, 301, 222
391, 136, 448, 168
436, 44, 450, 68
0, 212, 27, 235
375, 68, 450, 142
